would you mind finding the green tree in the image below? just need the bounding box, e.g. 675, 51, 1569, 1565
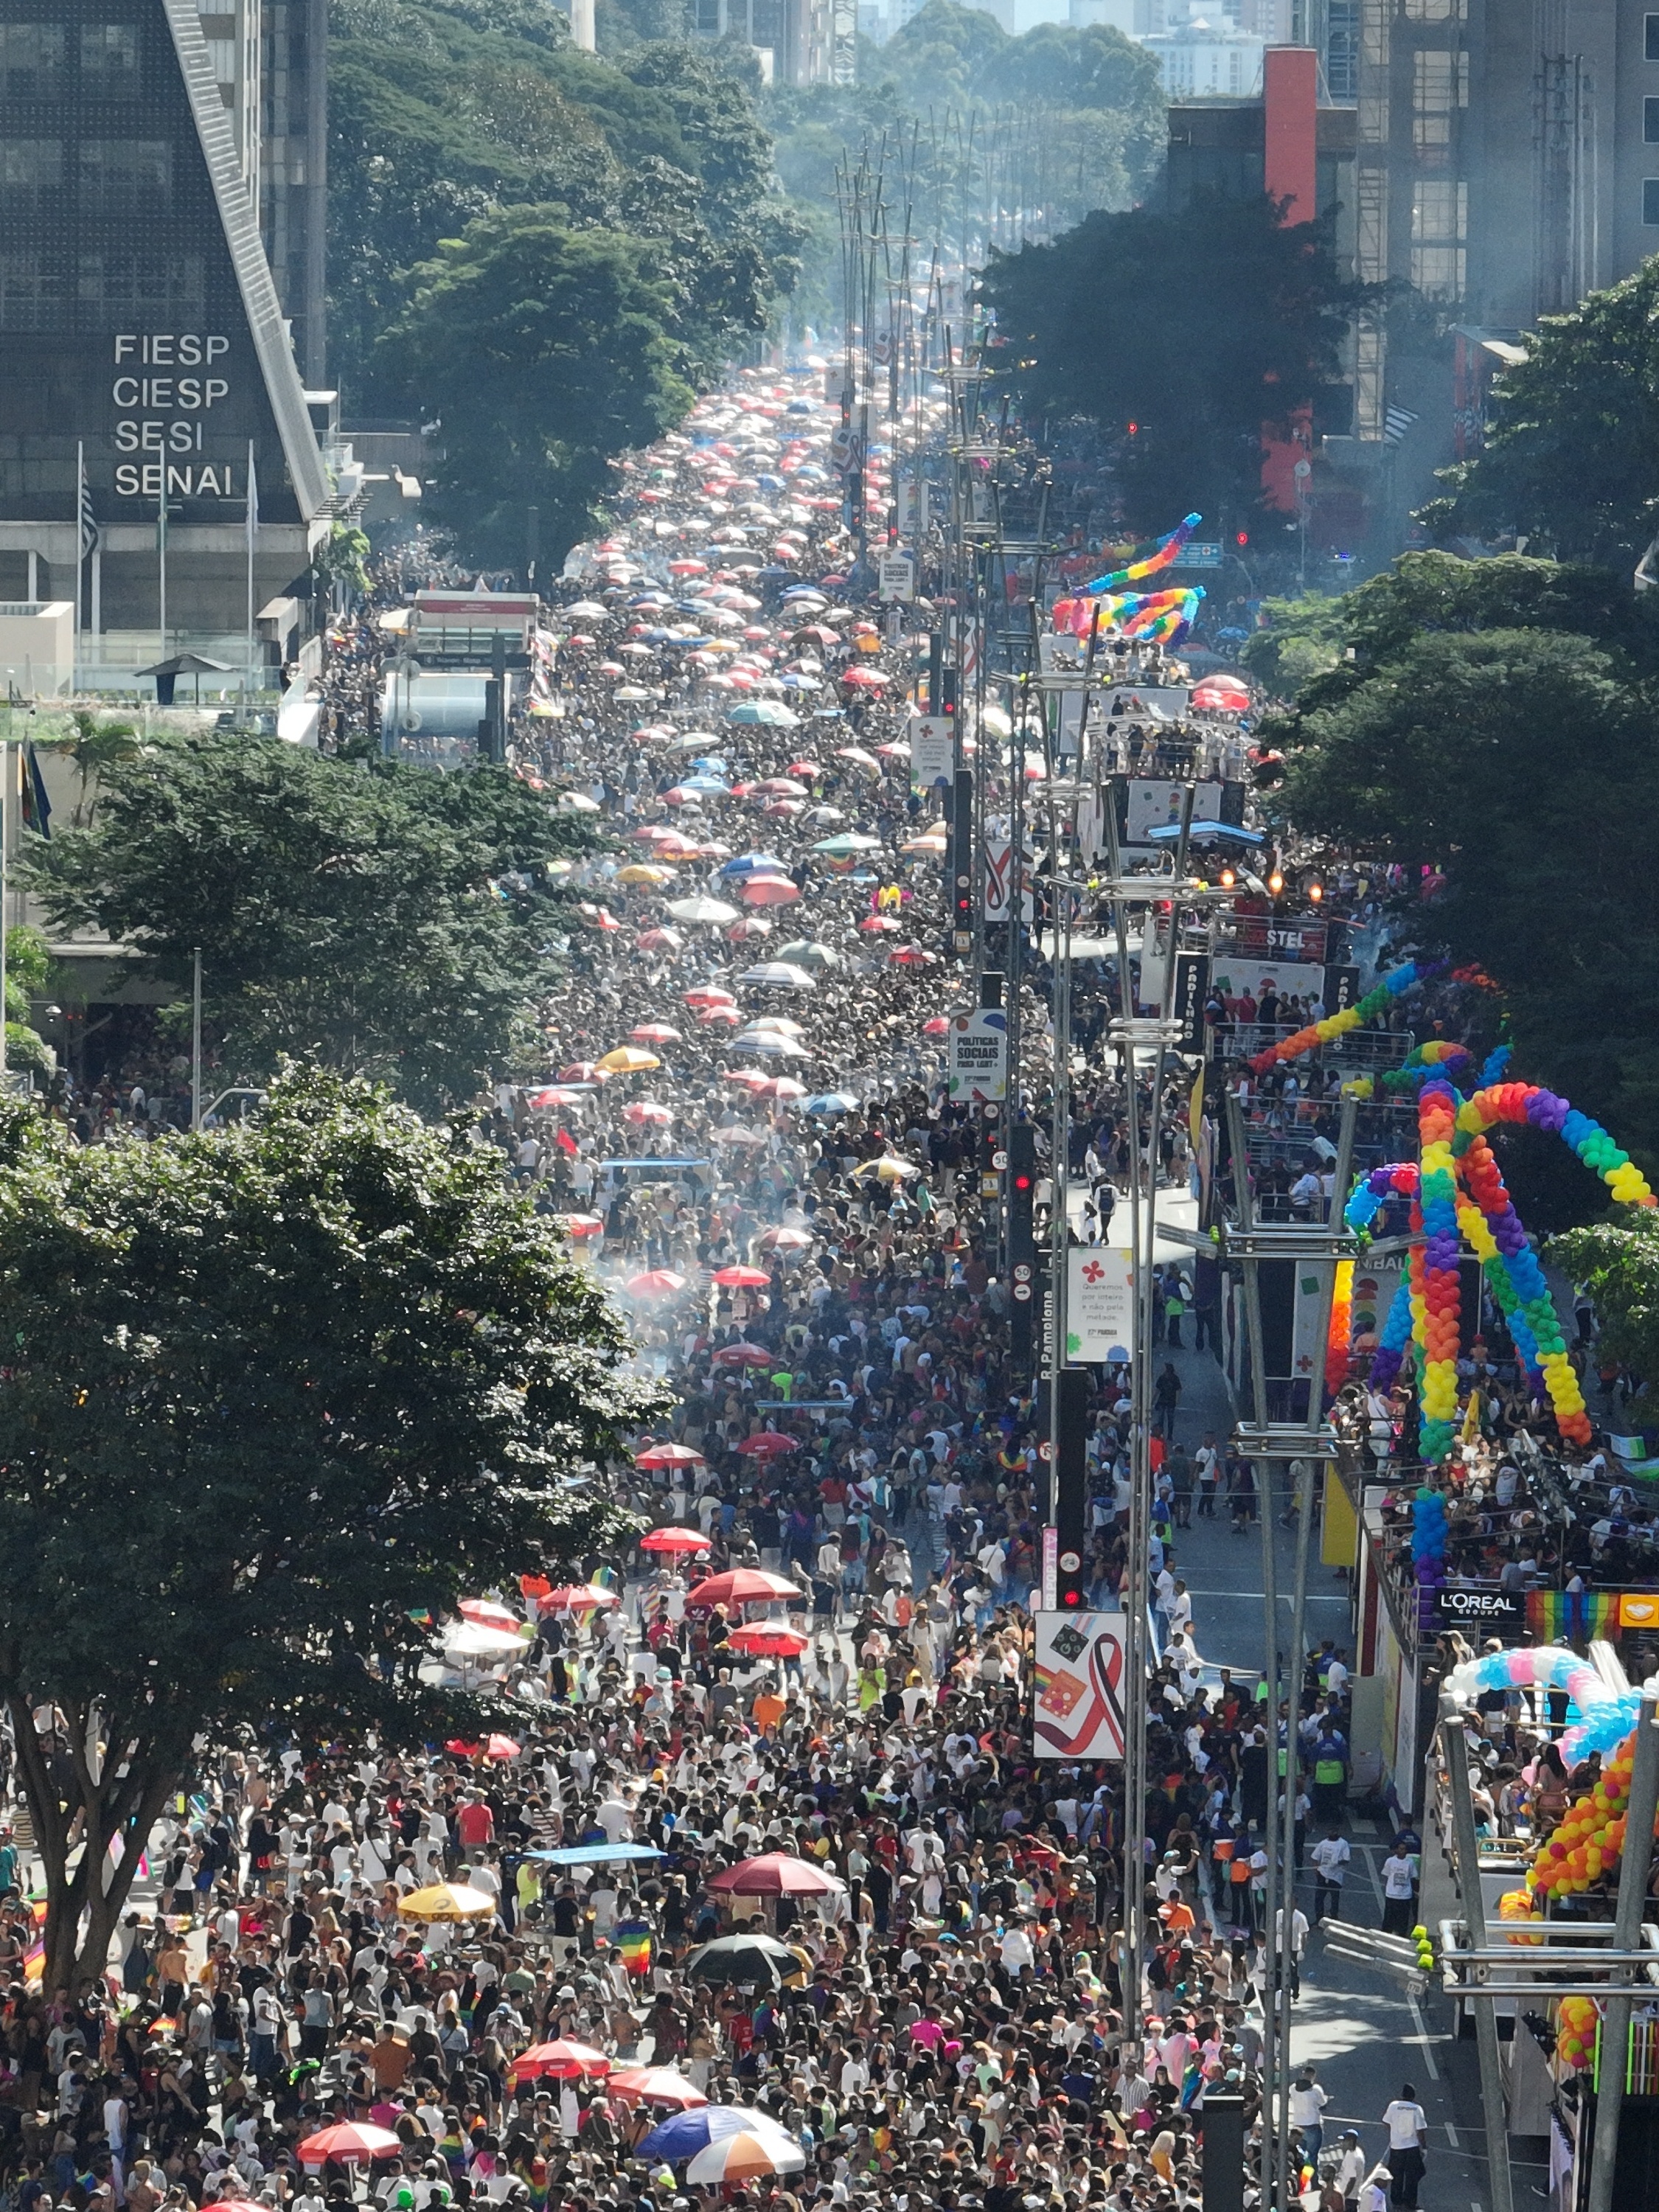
0, 1069, 656, 1989
1553, 1212, 1659, 1391
979, 193, 1362, 532
25, 737, 595, 1114
1237, 594, 1346, 695
1271, 558, 1659, 1171
383, 206, 695, 563
1421, 261, 1659, 568
49, 711, 140, 830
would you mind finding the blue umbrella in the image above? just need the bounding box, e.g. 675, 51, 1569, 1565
529, 1841, 665, 1865
718, 853, 787, 877
803, 1092, 860, 1116
1144, 820, 1264, 845
639, 2107, 801, 2164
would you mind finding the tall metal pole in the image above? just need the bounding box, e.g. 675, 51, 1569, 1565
1103, 787, 1147, 2031
1276, 1451, 1313, 2212
1441, 1698, 1517, 2212
1587, 1688, 1659, 2212
191, 948, 203, 1133
0, 731, 10, 1085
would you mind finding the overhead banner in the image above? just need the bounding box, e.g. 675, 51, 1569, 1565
1033, 1610, 1127, 1760
1124, 779, 1232, 845
1066, 1247, 1135, 1363
948, 1009, 1008, 1102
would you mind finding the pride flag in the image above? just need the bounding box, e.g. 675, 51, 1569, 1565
614, 1917, 653, 1977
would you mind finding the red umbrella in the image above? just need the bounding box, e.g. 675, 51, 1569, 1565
443, 1738, 482, 1758
888, 945, 938, 967
713, 1265, 771, 1287
726, 1624, 810, 1657
630, 1023, 683, 1043
712, 1342, 775, 1366
709, 1851, 846, 1896
700, 1004, 742, 1024
539, 1584, 620, 1611
558, 1062, 610, 1085
558, 1214, 605, 1237
512, 2040, 612, 2084
622, 1101, 675, 1127
639, 1526, 713, 1554
484, 1733, 521, 1761
859, 916, 901, 935
742, 877, 801, 908
685, 986, 737, 1008
606, 2066, 709, 2109
634, 1441, 704, 1468
625, 1270, 688, 1298
922, 1017, 950, 1037
1192, 672, 1251, 711
734, 1430, 799, 1456
689, 1568, 804, 1607
297, 2124, 403, 2167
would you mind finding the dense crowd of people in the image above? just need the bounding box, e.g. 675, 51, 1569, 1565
0, 367, 1474, 2212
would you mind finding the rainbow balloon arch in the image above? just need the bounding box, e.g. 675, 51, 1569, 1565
1245, 962, 1658, 1464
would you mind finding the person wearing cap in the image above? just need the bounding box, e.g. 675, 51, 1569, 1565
1334, 2131, 1366, 2212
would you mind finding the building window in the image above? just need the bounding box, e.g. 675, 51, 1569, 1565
1411, 177, 1467, 237
1413, 48, 1467, 157
78, 140, 173, 216
0, 139, 63, 213
1648, 12, 1659, 59
77, 252, 204, 323
80, 23, 140, 80
0, 253, 72, 333
1405, 0, 1464, 19
1644, 178, 1659, 222
1646, 94, 1659, 139
1411, 244, 1466, 296
0, 21, 66, 99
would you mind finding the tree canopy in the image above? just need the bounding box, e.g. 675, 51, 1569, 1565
383, 209, 698, 560
25, 737, 594, 1114
1420, 261, 1659, 568
1553, 1212, 1659, 1394
0, 1068, 655, 1987
978, 193, 1360, 534
765, 6, 1164, 327
1268, 552, 1659, 1172
329, 0, 801, 556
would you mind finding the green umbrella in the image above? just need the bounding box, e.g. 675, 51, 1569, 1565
775, 939, 839, 971
810, 832, 882, 858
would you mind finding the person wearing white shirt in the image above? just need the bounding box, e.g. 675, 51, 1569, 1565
1381, 1844, 1419, 1934
1309, 1827, 1352, 1922
1381, 2085, 1427, 2207
1334, 2131, 1366, 2207
1288, 2067, 1328, 2164
998, 1919, 1035, 1972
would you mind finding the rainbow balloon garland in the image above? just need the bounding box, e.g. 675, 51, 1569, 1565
1085, 512, 1203, 594
1259, 962, 1658, 1461
1051, 585, 1206, 647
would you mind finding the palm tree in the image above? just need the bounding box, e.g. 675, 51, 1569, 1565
51, 711, 141, 830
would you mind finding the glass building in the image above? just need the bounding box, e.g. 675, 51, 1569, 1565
0, 0, 328, 684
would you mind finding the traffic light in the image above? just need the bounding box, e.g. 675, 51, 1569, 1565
1007, 1123, 1036, 1376
1053, 1367, 1089, 1608
1235, 529, 1250, 546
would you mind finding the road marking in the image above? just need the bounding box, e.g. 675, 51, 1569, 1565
1408, 1993, 1441, 2080
1446, 2123, 1460, 2147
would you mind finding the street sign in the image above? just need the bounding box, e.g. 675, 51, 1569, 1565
1175, 542, 1223, 568
879, 551, 917, 602
1013, 1282, 1032, 1301
992, 1149, 1008, 1170
948, 1008, 1008, 1102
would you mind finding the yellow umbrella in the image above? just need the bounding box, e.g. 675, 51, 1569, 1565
598, 1046, 661, 1074
398, 1882, 500, 1921
852, 1155, 920, 1183
616, 863, 677, 886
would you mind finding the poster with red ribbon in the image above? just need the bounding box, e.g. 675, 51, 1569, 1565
1032, 1610, 1127, 1761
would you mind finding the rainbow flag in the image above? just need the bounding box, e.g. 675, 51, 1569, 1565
1527, 1590, 1622, 1644
614, 1918, 653, 1977
24, 1896, 46, 1982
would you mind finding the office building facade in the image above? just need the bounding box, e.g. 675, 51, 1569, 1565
0, 0, 328, 685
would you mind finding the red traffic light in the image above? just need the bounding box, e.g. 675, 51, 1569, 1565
1062, 1587, 1082, 1606
1012, 1172, 1032, 1192
1235, 530, 1249, 545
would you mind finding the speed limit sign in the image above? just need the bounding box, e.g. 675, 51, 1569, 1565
1058, 1549, 1082, 1573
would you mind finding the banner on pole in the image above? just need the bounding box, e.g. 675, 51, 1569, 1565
948, 1009, 1007, 1102
1033, 1610, 1126, 1759
984, 835, 1012, 919
910, 714, 954, 790
1066, 1248, 1135, 1363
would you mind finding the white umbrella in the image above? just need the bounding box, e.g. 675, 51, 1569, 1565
667, 897, 741, 925
442, 1621, 531, 1657
738, 964, 815, 990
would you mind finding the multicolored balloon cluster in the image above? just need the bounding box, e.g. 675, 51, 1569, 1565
1325, 1259, 1354, 1397
1050, 585, 1205, 645
1556, 1994, 1599, 2070
1411, 1486, 1449, 1631
1085, 513, 1202, 594
1531, 1736, 1638, 1897
1248, 961, 1430, 1076
1443, 1646, 1641, 1770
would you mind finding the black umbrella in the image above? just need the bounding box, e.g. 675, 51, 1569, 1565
684, 1933, 799, 1986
